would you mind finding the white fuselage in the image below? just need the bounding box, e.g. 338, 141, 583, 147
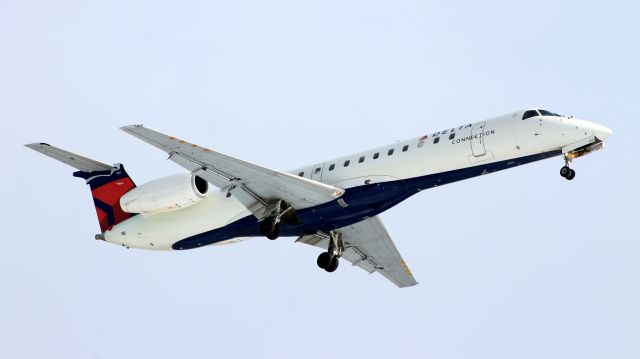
104, 109, 612, 250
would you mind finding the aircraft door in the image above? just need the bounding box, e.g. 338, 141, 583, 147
470, 122, 487, 157
311, 163, 325, 182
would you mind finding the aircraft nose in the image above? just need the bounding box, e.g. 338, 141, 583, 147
588, 122, 613, 140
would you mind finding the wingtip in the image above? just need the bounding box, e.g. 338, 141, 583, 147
397, 281, 419, 288
119, 124, 144, 132
24, 142, 50, 149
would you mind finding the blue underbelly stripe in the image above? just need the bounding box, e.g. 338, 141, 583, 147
172, 149, 561, 250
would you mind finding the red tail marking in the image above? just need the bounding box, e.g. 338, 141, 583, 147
92, 177, 136, 232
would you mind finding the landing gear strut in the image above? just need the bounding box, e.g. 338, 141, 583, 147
560, 154, 576, 181
259, 200, 302, 240
316, 231, 344, 273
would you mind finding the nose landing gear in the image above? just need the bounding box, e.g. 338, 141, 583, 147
560, 154, 576, 181
560, 166, 575, 180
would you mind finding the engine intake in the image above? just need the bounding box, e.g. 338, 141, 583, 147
120, 174, 209, 214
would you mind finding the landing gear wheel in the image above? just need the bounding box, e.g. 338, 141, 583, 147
313, 231, 344, 273
324, 256, 339, 272
260, 217, 281, 240
266, 222, 280, 240
566, 169, 576, 180
560, 166, 571, 178
317, 252, 331, 269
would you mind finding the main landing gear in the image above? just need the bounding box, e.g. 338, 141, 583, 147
260, 216, 281, 240
560, 154, 576, 181
259, 200, 301, 240
316, 231, 344, 273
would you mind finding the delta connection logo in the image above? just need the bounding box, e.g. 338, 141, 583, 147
419, 124, 496, 144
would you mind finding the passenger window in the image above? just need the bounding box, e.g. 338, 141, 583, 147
329, 164, 335, 171
449, 133, 455, 140
522, 110, 540, 120
388, 149, 394, 156
417, 141, 424, 148
344, 160, 350, 167
298, 172, 304, 177
314, 167, 321, 174
402, 145, 409, 152
359, 156, 365, 163
433, 137, 440, 144
373, 152, 379, 159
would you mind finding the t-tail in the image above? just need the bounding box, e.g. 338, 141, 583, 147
25, 143, 137, 233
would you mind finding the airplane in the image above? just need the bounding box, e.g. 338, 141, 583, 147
26, 108, 612, 287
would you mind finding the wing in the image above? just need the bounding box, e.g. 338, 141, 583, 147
297, 216, 418, 288
120, 125, 344, 218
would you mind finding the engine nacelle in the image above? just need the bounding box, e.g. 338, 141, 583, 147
120, 173, 209, 214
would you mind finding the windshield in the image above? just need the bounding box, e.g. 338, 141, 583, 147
538, 109, 563, 117
522, 110, 540, 120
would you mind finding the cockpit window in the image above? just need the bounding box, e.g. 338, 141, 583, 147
538, 109, 562, 117
522, 110, 540, 120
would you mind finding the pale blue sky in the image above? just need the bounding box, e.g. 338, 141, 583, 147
1, 1, 639, 358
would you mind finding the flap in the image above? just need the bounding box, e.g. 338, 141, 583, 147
297, 216, 418, 288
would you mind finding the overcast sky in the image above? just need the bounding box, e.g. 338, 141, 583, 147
1, 1, 639, 358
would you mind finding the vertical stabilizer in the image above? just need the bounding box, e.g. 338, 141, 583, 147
73, 164, 137, 232
25, 143, 137, 232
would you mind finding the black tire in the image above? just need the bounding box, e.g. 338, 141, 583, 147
560, 166, 571, 178
566, 169, 576, 180
325, 256, 339, 272
267, 222, 280, 240
317, 252, 331, 269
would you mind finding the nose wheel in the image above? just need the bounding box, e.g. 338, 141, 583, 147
560, 166, 576, 180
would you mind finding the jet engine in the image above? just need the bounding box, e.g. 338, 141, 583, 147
120, 173, 209, 214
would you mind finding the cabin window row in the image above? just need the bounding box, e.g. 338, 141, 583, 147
297, 134, 453, 177
328, 143, 412, 170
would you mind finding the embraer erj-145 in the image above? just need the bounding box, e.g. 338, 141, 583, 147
26, 109, 612, 287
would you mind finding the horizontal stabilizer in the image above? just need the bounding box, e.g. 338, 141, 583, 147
25, 143, 114, 172
24, 143, 136, 232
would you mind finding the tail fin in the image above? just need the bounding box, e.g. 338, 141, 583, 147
25, 143, 137, 232
73, 164, 137, 232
